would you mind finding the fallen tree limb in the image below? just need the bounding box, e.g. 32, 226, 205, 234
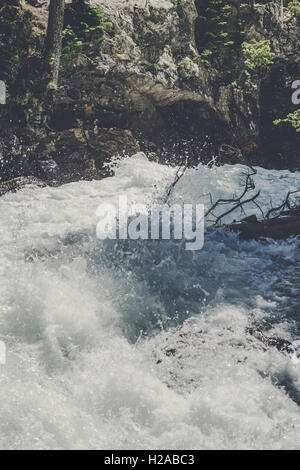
265, 190, 300, 219
205, 166, 260, 225
212, 191, 261, 225
165, 160, 300, 240
225, 213, 300, 240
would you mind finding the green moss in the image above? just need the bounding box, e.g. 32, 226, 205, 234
115, 53, 126, 62
179, 58, 193, 70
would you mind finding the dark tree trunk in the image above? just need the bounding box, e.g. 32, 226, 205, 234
45, 0, 65, 85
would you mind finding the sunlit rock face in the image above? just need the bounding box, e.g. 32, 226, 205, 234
0, 1, 299, 184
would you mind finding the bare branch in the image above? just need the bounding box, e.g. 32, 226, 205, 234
164, 158, 188, 202
266, 190, 300, 219
213, 191, 261, 225
205, 166, 258, 224
163, 160, 300, 231
252, 199, 265, 219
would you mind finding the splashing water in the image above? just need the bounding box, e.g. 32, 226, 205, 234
0, 153, 300, 449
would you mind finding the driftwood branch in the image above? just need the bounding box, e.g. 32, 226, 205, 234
164, 162, 300, 239
164, 159, 188, 202
205, 166, 261, 225
212, 191, 261, 225
225, 189, 300, 240
165, 163, 262, 224
265, 190, 300, 219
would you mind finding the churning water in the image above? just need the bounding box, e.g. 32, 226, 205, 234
0, 153, 300, 449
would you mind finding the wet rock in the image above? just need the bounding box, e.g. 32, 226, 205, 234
37, 159, 59, 180
218, 144, 244, 164
87, 128, 141, 170
247, 328, 296, 355
0, 176, 46, 197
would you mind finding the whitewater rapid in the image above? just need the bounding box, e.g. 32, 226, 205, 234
0, 153, 300, 449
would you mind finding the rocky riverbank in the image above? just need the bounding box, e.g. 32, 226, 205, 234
0, 0, 299, 186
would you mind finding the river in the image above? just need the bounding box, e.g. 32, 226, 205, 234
0, 153, 299, 449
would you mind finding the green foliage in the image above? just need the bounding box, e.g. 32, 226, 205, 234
196, 0, 244, 58
62, 4, 112, 67
62, 26, 84, 66
242, 39, 275, 75
274, 109, 300, 132
196, 49, 213, 65
115, 53, 126, 62
0, 6, 46, 114
0, 12, 35, 79
179, 58, 193, 69
287, 0, 300, 16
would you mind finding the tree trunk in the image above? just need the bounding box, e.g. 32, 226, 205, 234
45, 0, 65, 86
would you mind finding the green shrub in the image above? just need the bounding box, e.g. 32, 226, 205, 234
0, 7, 46, 112
0, 12, 35, 79
196, 0, 244, 58
62, 4, 112, 67
62, 26, 84, 66
242, 39, 275, 75
274, 109, 300, 132
287, 0, 300, 16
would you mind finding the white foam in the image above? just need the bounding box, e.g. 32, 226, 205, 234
0, 154, 300, 449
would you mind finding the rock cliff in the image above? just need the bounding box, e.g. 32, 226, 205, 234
0, 0, 299, 185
